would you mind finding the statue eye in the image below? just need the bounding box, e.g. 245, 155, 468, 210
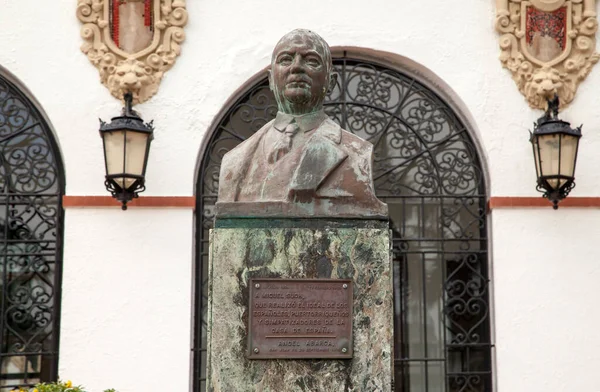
278, 55, 293, 65
306, 57, 321, 67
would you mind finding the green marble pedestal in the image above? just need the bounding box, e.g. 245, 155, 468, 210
207, 219, 393, 392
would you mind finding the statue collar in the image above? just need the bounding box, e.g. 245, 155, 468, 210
273, 110, 328, 133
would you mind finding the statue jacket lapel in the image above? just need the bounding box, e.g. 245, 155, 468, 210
289, 119, 348, 198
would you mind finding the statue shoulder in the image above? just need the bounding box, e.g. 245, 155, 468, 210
337, 126, 374, 156
317, 118, 373, 156
222, 119, 274, 162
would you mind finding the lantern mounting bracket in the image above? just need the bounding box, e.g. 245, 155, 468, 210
542, 94, 560, 122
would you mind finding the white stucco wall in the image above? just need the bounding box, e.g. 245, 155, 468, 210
60, 209, 193, 392
492, 209, 600, 392
1, 0, 600, 391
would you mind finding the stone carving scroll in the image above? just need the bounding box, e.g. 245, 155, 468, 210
77, 0, 188, 104
496, 0, 599, 109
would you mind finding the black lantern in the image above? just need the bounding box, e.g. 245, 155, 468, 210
99, 92, 154, 210
530, 96, 582, 209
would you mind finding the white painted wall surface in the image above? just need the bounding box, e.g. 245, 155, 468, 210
0, 0, 599, 391
61, 209, 193, 392
492, 209, 600, 392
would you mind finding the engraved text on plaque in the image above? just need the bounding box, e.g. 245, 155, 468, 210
248, 279, 353, 359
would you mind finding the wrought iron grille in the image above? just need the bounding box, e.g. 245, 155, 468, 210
194, 56, 491, 392
0, 73, 64, 391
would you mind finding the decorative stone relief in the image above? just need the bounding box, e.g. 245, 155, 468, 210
77, 0, 188, 104
496, 0, 599, 109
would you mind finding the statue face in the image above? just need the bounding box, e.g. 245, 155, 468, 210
270, 33, 330, 114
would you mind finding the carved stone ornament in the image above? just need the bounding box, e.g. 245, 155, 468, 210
496, 0, 599, 109
77, 0, 188, 104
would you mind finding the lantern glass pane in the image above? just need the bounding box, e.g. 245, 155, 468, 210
103, 129, 149, 190
538, 133, 560, 190
559, 134, 578, 180
124, 130, 149, 176
103, 129, 126, 178
532, 136, 541, 178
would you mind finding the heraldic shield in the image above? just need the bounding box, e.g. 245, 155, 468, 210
521, 1, 572, 66
110, 0, 156, 55
496, 0, 599, 109
77, 0, 188, 104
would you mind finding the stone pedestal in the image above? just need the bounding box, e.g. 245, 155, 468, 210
207, 219, 393, 392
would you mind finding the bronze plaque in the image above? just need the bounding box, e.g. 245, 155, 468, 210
248, 278, 353, 359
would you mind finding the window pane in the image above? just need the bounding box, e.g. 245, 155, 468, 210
0, 74, 63, 390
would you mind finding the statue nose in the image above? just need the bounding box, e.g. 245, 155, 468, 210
290, 56, 304, 72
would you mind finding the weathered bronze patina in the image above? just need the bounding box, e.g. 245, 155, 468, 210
248, 279, 353, 359
216, 29, 387, 218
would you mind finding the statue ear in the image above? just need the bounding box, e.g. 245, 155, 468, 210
268, 69, 274, 92
328, 72, 338, 93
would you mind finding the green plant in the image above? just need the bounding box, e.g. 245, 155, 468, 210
10, 380, 118, 392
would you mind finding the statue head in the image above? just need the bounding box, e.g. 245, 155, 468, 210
269, 29, 337, 115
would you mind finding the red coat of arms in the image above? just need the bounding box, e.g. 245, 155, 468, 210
522, 2, 572, 66
496, 0, 599, 109
77, 0, 189, 104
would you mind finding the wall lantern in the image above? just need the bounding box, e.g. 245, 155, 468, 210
530, 96, 582, 209
99, 92, 154, 210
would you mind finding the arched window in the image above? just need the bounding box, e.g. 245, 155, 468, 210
194, 51, 491, 392
0, 69, 65, 391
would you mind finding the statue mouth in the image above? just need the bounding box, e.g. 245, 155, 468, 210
286, 81, 310, 88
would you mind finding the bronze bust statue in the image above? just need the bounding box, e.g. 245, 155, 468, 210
216, 29, 388, 218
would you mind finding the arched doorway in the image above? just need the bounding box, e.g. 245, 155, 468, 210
0, 68, 65, 391
194, 50, 491, 392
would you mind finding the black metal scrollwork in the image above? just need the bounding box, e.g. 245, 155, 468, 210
0, 75, 63, 391
194, 58, 491, 392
